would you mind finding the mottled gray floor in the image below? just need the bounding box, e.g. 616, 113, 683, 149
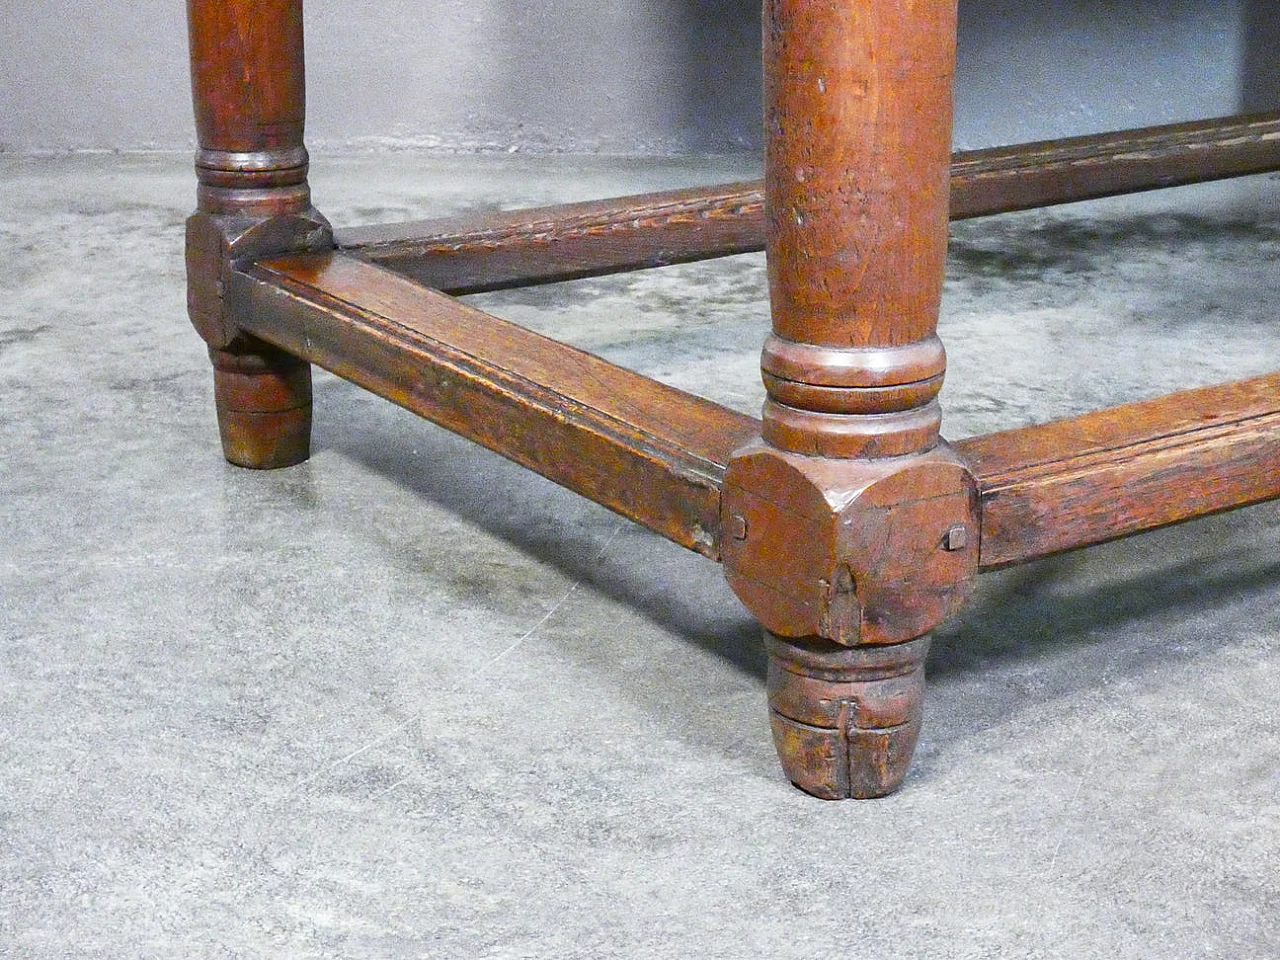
2, 153, 1279, 958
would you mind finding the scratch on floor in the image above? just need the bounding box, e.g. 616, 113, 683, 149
469, 520, 626, 679
1046, 775, 1085, 872
292, 519, 628, 800
289, 713, 425, 796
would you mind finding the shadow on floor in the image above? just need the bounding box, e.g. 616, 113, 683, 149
309, 370, 1280, 757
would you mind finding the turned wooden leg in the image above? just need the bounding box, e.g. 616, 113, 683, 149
724, 0, 967, 797
209, 340, 312, 469
185, 0, 329, 467
767, 634, 929, 799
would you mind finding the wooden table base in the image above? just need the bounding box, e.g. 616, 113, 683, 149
184, 0, 1280, 798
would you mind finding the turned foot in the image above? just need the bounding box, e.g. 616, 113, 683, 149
766, 633, 929, 799
209, 339, 312, 469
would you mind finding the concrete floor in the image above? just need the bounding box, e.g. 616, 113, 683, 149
2, 153, 1279, 957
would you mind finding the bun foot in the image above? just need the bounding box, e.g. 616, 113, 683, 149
765, 633, 929, 799
209, 340, 312, 469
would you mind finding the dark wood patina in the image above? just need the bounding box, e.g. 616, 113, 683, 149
186, 0, 1280, 798
342, 114, 1280, 295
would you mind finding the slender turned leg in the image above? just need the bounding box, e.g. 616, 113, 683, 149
722, 0, 971, 797
185, 0, 329, 468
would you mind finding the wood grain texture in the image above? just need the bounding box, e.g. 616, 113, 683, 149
721, 442, 978, 645
755, 0, 958, 458
762, 0, 958, 353
225, 251, 760, 558
338, 183, 763, 295
766, 634, 930, 799
187, 0, 306, 160
187, 0, 323, 468
187, 0, 312, 217
223, 251, 1280, 572
208, 340, 312, 469
949, 111, 1280, 219
185, 0, 1280, 803
339, 113, 1280, 295
959, 373, 1280, 568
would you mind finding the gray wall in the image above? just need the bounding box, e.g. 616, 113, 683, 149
2, 0, 1277, 154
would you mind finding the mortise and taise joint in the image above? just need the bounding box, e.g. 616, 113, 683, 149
721, 440, 980, 647
185, 208, 333, 349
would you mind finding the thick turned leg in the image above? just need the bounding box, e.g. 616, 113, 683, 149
185, 0, 329, 467
725, 0, 969, 797
209, 340, 312, 469
767, 634, 929, 800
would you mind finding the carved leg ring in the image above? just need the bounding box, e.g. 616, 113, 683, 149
209, 339, 312, 469
187, 0, 323, 472
766, 633, 930, 800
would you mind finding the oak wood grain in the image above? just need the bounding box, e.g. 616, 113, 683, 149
958, 373, 1280, 567
226, 251, 760, 558
227, 251, 1280, 571
339, 113, 1280, 295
